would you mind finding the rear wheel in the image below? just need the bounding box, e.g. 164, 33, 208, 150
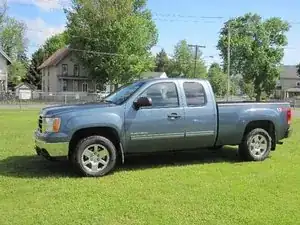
238, 128, 272, 161
71, 135, 117, 177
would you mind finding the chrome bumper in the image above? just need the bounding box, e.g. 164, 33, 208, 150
35, 136, 68, 158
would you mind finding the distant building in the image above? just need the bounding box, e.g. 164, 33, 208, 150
38, 47, 101, 93
0, 48, 12, 92
38, 47, 170, 94
275, 65, 300, 99
140, 72, 168, 79
15, 82, 36, 100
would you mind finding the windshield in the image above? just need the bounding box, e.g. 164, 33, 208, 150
104, 81, 146, 105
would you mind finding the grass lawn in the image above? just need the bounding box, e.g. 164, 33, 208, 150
0, 110, 300, 225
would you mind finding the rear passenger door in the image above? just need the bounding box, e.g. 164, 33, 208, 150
182, 81, 217, 149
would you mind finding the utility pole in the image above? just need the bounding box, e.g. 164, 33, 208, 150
226, 23, 231, 102
188, 44, 206, 77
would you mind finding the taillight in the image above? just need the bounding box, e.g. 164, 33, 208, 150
278, 107, 292, 125
287, 107, 292, 125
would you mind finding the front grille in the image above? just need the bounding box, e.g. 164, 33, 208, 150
38, 116, 43, 133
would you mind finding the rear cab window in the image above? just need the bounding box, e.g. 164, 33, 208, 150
183, 82, 207, 107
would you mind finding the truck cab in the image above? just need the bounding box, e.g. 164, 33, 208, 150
122, 78, 218, 153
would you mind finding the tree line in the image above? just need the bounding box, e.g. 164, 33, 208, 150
0, 0, 296, 101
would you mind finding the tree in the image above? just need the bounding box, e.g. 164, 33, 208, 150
9, 55, 28, 86
0, 17, 27, 61
0, 3, 28, 87
42, 31, 68, 60
207, 63, 227, 97
23, 32, 68, 88
217, 13, 290, 101
23, 48, 44, 89
171, 40, 207, 78
154, 49, 169, 73
0, 0, 7, 25
65, 0, 158, 85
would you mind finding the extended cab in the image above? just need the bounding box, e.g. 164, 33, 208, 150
34, 78, 292, 177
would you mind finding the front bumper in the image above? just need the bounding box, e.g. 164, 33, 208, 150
34, 133, 68, 158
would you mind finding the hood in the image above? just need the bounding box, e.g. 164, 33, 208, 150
40, 101, 115, 117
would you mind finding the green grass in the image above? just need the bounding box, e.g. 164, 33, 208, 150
0, 110, 300, 225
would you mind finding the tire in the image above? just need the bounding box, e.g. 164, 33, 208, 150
71, 135, 118, 177
238, 128, 272, 161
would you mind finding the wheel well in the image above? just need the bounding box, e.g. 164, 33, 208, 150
68, 127, 120, 158
243, 120, 276, 150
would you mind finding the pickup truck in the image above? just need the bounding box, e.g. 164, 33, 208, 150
34, 78, 292, 177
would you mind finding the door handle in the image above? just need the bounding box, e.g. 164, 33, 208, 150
167, 113, 181, 120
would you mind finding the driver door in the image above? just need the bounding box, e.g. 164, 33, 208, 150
124, 81, 186, 153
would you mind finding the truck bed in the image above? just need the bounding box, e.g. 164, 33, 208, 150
215, 101, 291, 146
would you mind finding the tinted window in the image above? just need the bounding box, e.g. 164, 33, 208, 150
140, 82, 179, 108
183, 82, 206, 106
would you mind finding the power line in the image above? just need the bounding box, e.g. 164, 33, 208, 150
153, 18, 224, 24
152, 12, 224, 20
25, 28, 299, 50
8, 1, 300, 25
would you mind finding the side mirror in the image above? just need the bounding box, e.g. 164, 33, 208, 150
133, 96, 152, 110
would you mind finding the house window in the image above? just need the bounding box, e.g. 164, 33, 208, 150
63, 80, 67, 91
297, 82, 300, 87
47, 69, 50, 91
82, 83, 88, 92
74, 64, 79, 76
73, 80, 78, 91
62, 64, 68, 76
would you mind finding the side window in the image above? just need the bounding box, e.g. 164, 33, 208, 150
74, 64, 79, 76
62, 64, 68, 75
183, 82, 206, 107
140, 82, 179, 108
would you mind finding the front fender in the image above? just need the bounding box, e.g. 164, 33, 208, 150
64, 112, 124, 140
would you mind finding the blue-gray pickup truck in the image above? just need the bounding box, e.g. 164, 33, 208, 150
34, 78, 292, 177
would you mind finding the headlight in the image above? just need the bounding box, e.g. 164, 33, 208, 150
44, 117, 61, 133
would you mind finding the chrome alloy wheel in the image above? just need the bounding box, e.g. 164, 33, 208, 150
249, 134, 268, 157
81, 144, 110, 172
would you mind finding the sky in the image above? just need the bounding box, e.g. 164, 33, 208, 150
5, 0, 300, 66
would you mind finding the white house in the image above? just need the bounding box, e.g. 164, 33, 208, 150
15, 82, 36, 100
0, 48, 12, 92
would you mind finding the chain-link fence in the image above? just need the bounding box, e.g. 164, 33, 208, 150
0, 91, 107, 108
0, 91, 299, 109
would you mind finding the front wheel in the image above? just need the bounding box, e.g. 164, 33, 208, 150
238, 128, 272, 161
71, 135, 117, 177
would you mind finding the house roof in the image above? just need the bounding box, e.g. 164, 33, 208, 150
15, 82, 36, 90
0, 48, 12, 65
280, 65, 299, 79
38, 47, 70, 70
